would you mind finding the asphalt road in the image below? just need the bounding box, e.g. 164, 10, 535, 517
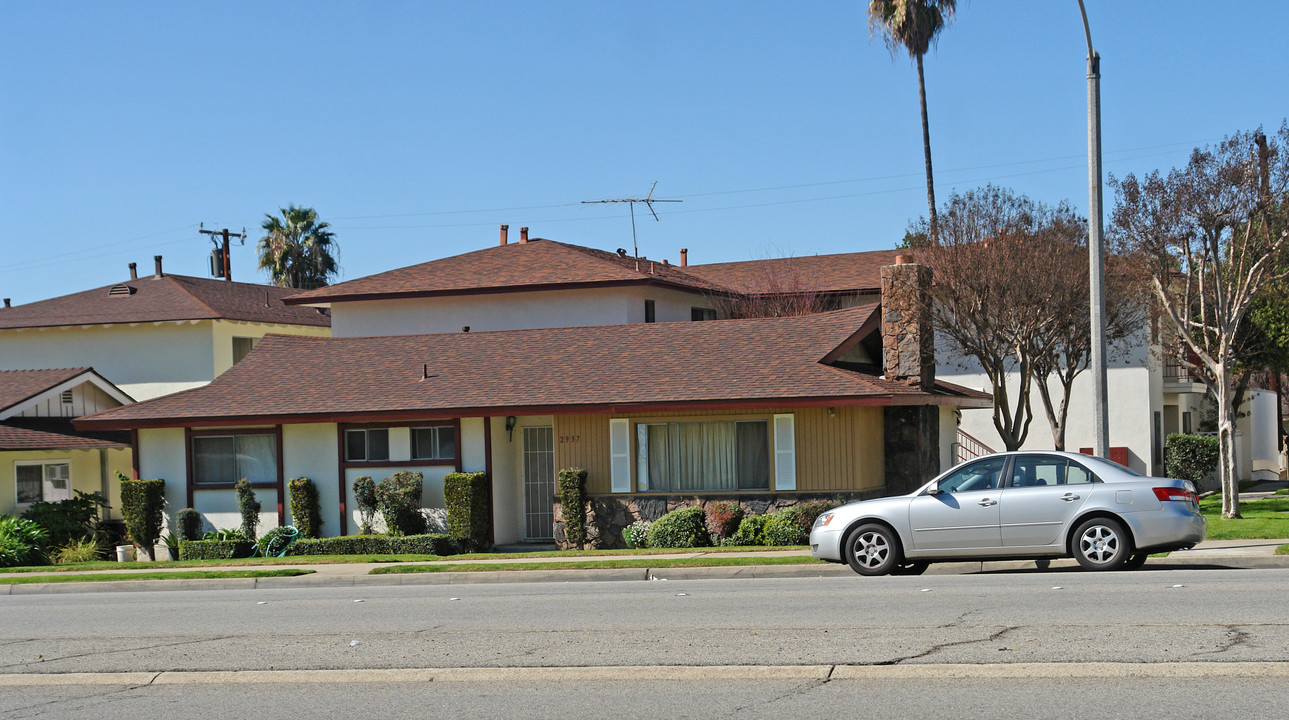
4, 566, 1288, 672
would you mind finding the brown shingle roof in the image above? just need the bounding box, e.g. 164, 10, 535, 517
0, 418, 129, 451
684, 249, 904, 295
0, 368, 92, 414
283, 239, 731, 305
0, 274, 330, 330
78, 307, 990, 428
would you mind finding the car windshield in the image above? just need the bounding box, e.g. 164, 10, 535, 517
1079, 455, 1143, 477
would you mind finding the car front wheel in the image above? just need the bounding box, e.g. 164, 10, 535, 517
844, 523, 903, 576
1071, 517, 1131, 571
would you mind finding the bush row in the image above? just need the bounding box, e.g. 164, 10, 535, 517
179, 539, 256, 560
286, 533, 460, 557
635, 501, 837, 549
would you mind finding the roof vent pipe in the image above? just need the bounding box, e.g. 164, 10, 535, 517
462, 326, 470, 332
679, 248, 688, 267
519, 227, 529, 244
154, 255, 164, 279
129, 262, 138, 280
2, 298, 9, 308
499, 224, 509, 246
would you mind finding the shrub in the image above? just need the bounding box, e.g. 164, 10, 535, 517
235, 479, 262, 542
20, 491, 107, 549
1165, 433, 1221, 490
255, 525, 300, 557
285, 533, 460, 557
557, 468, 588, 548
646, 506, 711, 548
204, 528, 248, 541
92, 519, 127, 560
376, 472, 427, 536
726, 514, 768, 546
704, 502, 744, 541
176, 508, 204, 541
444, 471, 490, 550
352, 476, 378, 534
0, 515, 49, 567
118, 473, 165, 560
762, 510, 810, 546
622, 520, 652, 549
179, 538, 255, 560
288, 478, 323, 538
53, 538, 102, 565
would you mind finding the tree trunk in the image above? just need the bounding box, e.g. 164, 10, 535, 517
1218, 375, 1241, 518
916, 53, 938, 245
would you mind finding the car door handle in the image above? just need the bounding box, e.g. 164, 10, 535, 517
977, 498, 997, 507
1061, 493, 1080, 502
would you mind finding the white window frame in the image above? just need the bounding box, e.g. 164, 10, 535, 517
634, 419, 772, 493
344, 428, 390, 462
410, 424, 457, 461
14, 459, 72, 506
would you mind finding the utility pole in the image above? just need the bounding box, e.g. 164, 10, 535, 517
199, 224, 247, 282
1078, 0, 1109, 459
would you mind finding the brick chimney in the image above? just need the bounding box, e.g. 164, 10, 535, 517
880, 256, 934, 390
154, 255, 164, 279
519, 227, 529, 244
499, 224, 509, 246
129, 262, 138, 280
679, 248, 688, 267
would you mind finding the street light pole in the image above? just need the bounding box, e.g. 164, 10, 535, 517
1078, 0, 1110, 458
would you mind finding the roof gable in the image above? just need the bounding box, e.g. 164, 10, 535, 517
0, 274, 331, 330
0, 367, 132, 419
283, 239, 730, 305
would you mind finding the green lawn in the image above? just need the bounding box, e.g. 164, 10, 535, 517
1199, 495, 1289, 540
0, 569, 315, 585
369, 555, 825, 574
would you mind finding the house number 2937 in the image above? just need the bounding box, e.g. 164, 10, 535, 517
559, 435, 580, 444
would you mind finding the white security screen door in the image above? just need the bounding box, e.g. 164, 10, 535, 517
523, 426, 556, 541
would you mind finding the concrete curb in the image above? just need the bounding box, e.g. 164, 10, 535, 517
4, 554, 1287, 595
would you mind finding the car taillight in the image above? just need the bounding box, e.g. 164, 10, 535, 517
1153, 487, 1197, 503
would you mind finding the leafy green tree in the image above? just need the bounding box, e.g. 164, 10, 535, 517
868, 0, 957, 245
257, 205, 339, 289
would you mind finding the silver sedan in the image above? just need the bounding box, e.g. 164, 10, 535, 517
810, 451, 1206, 576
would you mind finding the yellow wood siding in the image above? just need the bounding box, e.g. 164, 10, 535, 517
554, 407, 885, 495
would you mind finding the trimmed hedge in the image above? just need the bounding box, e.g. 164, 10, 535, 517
1165, 433, 1221, 489
288, 478, 323, 538
176, 508, 204, 541
445, 472, 490, 550
180, 539, 255, 560
761, 510, 809, 546
376, 472, 426, 536
352, 476, 378, 534
647, 506, 711, 548
557, 468, 588, 548
235, 479, 261, 542
285, 533, 459, 556
118, 473, 165, 561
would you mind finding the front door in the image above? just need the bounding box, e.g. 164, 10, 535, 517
908, 455, 1006, 551
522, 426, 556, 541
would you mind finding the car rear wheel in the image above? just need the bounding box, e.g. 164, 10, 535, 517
844, 523, 903, 576
1072, 517, 1131, 571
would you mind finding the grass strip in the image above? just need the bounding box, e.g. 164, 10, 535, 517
369, 556, 825, 574
0, 569, 315, 585
1199, 496, 1289, 540
1276, 545, 1289, 556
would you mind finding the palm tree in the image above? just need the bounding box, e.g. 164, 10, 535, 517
257, 205, 339, 289
868, 0, 957, 245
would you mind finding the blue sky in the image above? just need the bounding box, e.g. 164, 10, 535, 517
2, 1, 1286, 304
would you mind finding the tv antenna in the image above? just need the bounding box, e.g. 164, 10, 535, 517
581, 181, 681, 258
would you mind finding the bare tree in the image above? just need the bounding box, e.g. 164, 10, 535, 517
914, 185, 1068, 450
1110, 123, 1289, 518
708, 257, 839, 319
1027, 224, 1150, 451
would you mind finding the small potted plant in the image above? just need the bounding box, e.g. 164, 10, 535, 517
162, 532, 180, 561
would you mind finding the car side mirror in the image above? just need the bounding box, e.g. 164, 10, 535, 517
925, 487, 941, 496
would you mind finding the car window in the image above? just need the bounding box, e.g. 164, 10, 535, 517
1009, 455, 1067, 487
1065, 461, 1096, 485
936, 456, 1007, 493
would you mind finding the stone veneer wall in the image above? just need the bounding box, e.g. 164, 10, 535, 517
552, 490, 893, 550
879, 261, 935, 389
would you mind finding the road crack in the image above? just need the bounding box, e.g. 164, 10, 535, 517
720, 665, 836, 718
0, 635, 236, 670
867, 625, 1018, 666
1191, 625, 1255, 658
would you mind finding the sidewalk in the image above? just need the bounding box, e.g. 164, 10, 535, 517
4, 539, 1286, 595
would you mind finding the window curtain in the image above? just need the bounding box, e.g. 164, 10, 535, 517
737, 421, 770, 489
237, 434, 278, 484
193, 436, 236, 484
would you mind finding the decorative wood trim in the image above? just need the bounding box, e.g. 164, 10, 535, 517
483, 416, 494, 545
184, 428, 194, 510
275, 425, 285, 526
454, 417, 463, 473
338, 458, 457, 470
130, 429, 140, 480
280, 277, 728, 306
335, 425, 348, 536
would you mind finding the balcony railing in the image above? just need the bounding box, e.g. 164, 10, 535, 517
953, 429, 995, 466
1164, 354, 1201, 382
